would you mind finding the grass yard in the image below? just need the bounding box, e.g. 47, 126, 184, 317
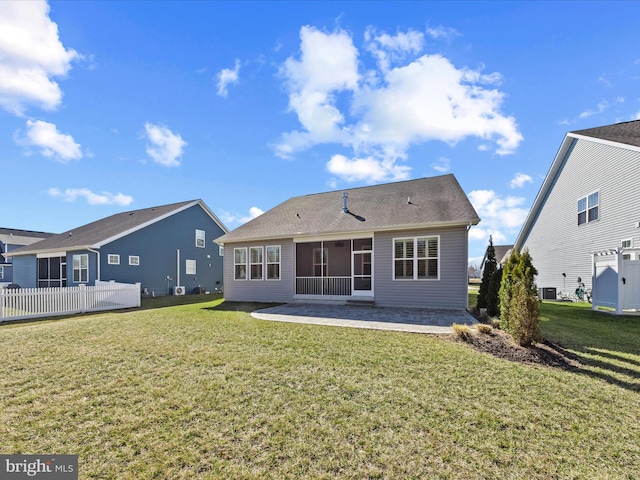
1, 296, 639, 479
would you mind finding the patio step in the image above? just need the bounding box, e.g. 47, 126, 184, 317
346, 299, 375, 308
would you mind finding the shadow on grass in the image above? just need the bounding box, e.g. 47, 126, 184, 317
204, 301, 283, 314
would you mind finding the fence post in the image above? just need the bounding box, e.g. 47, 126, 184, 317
80, 284, 86, 313
135, 283, 142, 307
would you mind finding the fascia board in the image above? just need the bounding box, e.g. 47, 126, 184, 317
569, 133, 640, 153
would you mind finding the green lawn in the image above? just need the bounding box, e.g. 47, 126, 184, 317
1, 296, 638, 479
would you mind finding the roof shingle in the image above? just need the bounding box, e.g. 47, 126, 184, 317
571, 119, 640, 148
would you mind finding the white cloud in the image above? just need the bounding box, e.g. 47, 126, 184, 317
510, 172, 533, 189
48, 187, 133, 206
144, 123, 186, 167
219, 207, 264, 225
216, 59, 240, 98
275, 26, 523, 184
425, 25, 461, 40
18, 120, 82, 162
468, 189, 529, 245
579, 101, 608, 119
431, 156, 450, 173
0, 0, 79, 115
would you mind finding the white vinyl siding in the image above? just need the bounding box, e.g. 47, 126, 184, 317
108, 254, 120, 265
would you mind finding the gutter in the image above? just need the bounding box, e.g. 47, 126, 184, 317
87, 247, 101, 282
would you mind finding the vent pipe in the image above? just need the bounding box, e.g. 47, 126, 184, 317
342, 192, 348, 213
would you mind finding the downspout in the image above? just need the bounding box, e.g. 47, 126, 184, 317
176, 249, 180, 286
87, 247, 100, 282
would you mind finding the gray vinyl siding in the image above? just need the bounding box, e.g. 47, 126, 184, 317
223, 239, 294, 303
374, 226, 469, 309
521, 139, 640, 294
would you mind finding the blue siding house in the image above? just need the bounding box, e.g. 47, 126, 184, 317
8, 200, 228, 296
1, 228, 55, 286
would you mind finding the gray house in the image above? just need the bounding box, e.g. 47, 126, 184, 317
1, 228, 55, 286
215, 174, 480, 309
514, 120, 640, 308
8, 200, 228, 295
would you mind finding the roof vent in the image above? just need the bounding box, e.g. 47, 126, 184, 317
407, 196, 412, 205
343, 192, 349, 213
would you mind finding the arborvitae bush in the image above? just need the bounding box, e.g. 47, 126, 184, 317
486, 266, 503, 317
477, 237, 496, 309
499, 248, 541, 347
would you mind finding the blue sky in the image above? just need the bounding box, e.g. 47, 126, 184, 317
1, 1, 639, 266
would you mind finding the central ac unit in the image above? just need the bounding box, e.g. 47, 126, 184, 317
173, 286, 185, 296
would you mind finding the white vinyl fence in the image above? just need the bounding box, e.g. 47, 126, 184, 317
1, 281, 141, 322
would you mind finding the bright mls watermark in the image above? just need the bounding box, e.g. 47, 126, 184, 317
1, 455, 77, 479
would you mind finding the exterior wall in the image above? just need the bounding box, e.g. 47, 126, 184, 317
374, 226, 469, 309
222, 238, 294, 303
100, 204, 226, 295
521, 139, 640, 295
11, 256, 37, 288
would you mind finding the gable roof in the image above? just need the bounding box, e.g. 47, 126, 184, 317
216, 174, 479, 244
9, 200, 228, 257
515, 120, 640, 249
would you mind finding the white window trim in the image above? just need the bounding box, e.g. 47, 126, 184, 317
234, 247, 248, 281
392, 236, 440, 281
73, 254, 89, 284
219, 245, 224, 257
266, 245, 281, 281
578, 190, 599, 225
186, 259, 197, 275
0, 266, 4, 279
108, 254, 120, 265
249, 246, 264, 280
129, 255, 140, 266
195, 229, 206, 248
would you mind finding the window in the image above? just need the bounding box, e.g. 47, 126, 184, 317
195, 229, 205, 248
219, 245, 224, 257
250, 247, 263, 280
234, 248, 247, 280
38, 256, 67, 287
622, 239, 634, 260
72, 254, 89, 283
186, 259, 196, 275
578, 191, 599, 225
129, 256, 140, 266
108, 254, 120, 265
0, 266, 3, 279
394, 236, 439, 280
266, 245, 281, 280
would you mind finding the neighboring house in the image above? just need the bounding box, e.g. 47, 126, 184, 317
215, 174, 480, 309
8, 200, 228, 295
514, 119, 640, 302
479, 244, 513, 273
1, 228, 55, 286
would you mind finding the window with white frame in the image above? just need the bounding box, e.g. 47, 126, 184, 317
108, 254, 120, 265
195, 229, 205, 248
622, 239, 634, 260
250, 247, 263, 280
394, 236, 439, 280
578, 191, 599, 225
234, 248, 247, 280
266, 245, 281, 280
186, 259, 196, 275
129, 255, 140, 266
72, 254, 89, 283
219, 245, 224, 257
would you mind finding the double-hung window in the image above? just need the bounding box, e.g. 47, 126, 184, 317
266, 246, 281, 280
578, 191, 599, 225
195, 229, 205, 248
234, 248, 247, 280
250, 247, 263, 280
394, 236, 439, 280
72, 254, 89, 283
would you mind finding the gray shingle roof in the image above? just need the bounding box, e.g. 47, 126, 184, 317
572, 120, 640, 148
10, 200, 223, 256
217, 174, 480, 243
0, 228, 55, 239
